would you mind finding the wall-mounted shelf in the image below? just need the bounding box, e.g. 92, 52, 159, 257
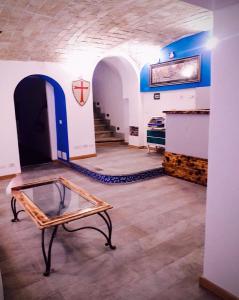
147, 117, 165, 152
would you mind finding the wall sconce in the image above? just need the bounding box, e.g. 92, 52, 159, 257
169, 51, 175, 59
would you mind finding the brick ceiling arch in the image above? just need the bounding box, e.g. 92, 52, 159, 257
0, 0, 212, 63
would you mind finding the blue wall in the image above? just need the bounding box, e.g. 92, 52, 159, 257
140, 31, 211, 92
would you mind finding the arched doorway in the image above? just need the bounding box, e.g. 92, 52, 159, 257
14, 74, 69, 167
92, 56, 141, 148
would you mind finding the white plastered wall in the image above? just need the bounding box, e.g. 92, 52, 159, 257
195, 86, 210, 109
166, 114, 209, 159
0, 52, 210, 177
45, 82, 57, 160
141, 89, 195, 146
141, 87, 210, 146
0, 60, 96, 176
203, 2, 239, 296
60, 60, 96, 159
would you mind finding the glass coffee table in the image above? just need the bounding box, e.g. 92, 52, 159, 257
10, 177, 116, 276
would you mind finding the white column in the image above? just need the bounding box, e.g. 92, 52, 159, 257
203, 3, 239, 296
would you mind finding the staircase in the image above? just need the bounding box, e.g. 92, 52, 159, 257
94, 103, 125, 146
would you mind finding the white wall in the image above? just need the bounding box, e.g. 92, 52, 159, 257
166, 114, 209, 159
0, 52, 210, 176
58, 62, 96, 158
203, 2, 239, 296
195, 87, 210, 109
0, 60, 96, 176
141, 87, 210, 146
141, 89, 196, 145
0, 63, 21, 176
45, 82, 57, 160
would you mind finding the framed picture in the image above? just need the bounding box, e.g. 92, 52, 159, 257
149, 55, 201, 87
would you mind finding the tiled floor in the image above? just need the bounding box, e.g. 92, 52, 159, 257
0, 163, 219, 300
72, 145, 163, 175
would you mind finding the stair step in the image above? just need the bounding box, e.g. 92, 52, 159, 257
93, 106, 124, 144
95, 137, 124, 143
94, 119, 106, 125
95, 130, 113, 134
96, 141, 126, 146
95, 131, 114, 138
95, 124, 107, 130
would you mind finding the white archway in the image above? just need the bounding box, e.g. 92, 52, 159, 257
92, 55, 143, 147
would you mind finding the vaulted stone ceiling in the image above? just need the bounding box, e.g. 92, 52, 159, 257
0, 0, 212, 63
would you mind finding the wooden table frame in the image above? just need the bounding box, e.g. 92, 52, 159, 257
11, 177, 116, 276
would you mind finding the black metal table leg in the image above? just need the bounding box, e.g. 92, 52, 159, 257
98, 211, 116, 250
11, 197, 24, 222
41, 226, 58, 276
54, 182, 66, 211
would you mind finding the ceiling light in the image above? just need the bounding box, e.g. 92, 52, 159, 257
169, 51, 174, 59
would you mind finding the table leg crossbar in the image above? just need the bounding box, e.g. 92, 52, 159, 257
62, 211, 116, 250
41, 210, 116, 276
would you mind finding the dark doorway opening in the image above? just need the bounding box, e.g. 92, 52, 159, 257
14, 76, 51, 167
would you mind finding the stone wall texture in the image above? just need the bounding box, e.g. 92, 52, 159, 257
163, 151, 208, 186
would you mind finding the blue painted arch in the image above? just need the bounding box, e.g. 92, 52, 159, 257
15, 74, 69, 161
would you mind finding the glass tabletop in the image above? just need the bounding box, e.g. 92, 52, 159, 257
22, 180, 95, 218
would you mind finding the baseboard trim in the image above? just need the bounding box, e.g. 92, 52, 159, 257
0, 174, 16, 180
199, 276, 238, 300
70, 154, 96, 160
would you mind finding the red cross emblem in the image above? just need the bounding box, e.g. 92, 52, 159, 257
72, 80, 90, 106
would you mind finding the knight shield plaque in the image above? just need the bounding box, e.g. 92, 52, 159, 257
72, 80, 90, 106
